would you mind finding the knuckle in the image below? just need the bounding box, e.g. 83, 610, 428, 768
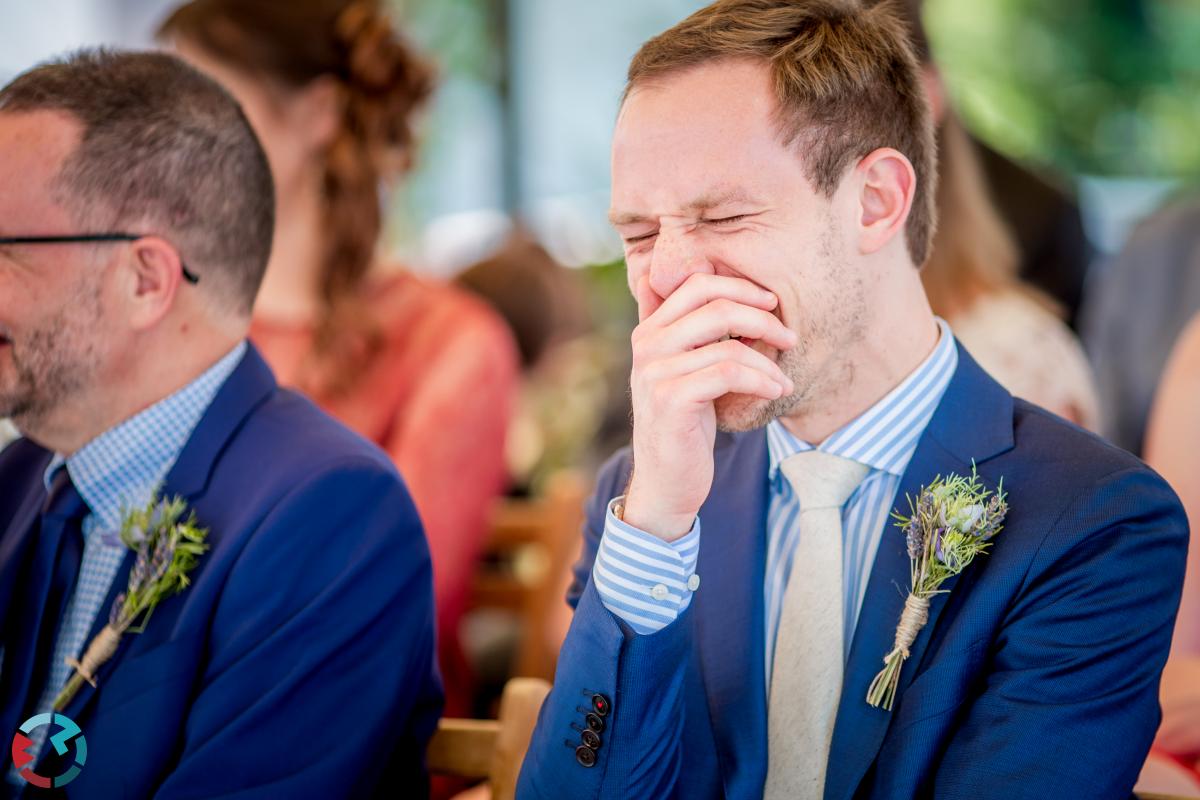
710, 298, 736, 326
650, 381, 674, 408
717, 338, 741, 358
716, 360, 740, 381
640, 359, 665, 384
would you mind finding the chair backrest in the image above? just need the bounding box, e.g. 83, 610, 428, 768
427, 677, 551, 800
471, 472, 585, 679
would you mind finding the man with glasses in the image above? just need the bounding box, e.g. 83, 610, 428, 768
0, 50, 441, 797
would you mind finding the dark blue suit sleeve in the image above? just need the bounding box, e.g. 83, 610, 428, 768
154, 458, 441, 799
517, 450, 694, 799
931, 466, 1188, 799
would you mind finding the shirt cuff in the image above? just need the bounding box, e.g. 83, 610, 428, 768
592, 496, 701, 634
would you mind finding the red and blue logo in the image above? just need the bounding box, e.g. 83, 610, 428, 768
11, 713, 86, 789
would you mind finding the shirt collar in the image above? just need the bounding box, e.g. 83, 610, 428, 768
43, 341, 248, 532
767, 318, 958, 485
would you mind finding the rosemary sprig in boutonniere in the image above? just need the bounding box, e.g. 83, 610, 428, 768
52, 494, 209, 710
866, 467, 1008, 711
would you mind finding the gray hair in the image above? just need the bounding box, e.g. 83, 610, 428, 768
0, 48, 275, 315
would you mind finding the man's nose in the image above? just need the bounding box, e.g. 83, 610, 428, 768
648, 226, 715, 300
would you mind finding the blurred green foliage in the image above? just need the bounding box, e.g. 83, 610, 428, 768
926, 0, 1200, 178
394, 0, 502, 82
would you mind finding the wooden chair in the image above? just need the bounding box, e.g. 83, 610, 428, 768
427, 677, 551, 800
470, 472, 586, 680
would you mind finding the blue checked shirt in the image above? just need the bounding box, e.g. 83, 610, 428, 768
594, 320, 957, 686
10, 341, 246, 780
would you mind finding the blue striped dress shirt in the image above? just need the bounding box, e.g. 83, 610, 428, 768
9, 341, 246, 779
593, 320, 958, 684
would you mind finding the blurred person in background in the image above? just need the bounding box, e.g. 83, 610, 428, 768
902, 2, 1093, 332
1144, 312, 1200, 790
973, 137, 1093, 331
457, 232, 633, 493
1083, 193, 1200, 453
159, 0, 519, 717
457, 230, 592, 379
902, 1, 1100, 430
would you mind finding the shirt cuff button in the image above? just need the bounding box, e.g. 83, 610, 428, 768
650, 583, 669, 601
687, 574, 701, 591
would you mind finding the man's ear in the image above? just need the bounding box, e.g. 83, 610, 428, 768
123, 236, 185, 331
855, 147, 916, 257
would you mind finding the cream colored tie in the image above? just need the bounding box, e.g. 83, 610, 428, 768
765, 450, 869, 800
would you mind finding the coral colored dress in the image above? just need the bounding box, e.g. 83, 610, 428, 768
251, 271, 519, 715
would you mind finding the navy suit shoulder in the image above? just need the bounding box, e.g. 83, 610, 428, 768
865, 397, 1188, 800
160, 383, 441, 799
4, 349, 443, 800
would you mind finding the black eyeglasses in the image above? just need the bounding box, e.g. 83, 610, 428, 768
0, 233, 199, 284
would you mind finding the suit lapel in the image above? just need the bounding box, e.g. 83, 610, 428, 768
58, 345, 278, 723
0, 449, 52, 627
825, 345, 1015, 800
694, 429, 772, 799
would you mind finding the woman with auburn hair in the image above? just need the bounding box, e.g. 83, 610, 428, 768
159, 0, 519, 715
1145, 313, 1200, 786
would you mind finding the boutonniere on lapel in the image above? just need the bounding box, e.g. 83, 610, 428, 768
866, 468, 1008, 711
52, 495, 209, 710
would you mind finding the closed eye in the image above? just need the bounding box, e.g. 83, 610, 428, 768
624, 231, 658, 244
707, 215, 748, 226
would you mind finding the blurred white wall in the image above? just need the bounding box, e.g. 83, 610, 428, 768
507, 0, 705, 267
0, 0, 180, 84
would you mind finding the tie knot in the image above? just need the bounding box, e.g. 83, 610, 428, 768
779, 450, 869, 511
43, 467, 88, 522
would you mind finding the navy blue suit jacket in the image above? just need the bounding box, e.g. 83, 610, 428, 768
518, 346, 1189, 799
0, 346, 442, 798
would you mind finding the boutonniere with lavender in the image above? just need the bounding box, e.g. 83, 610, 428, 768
52, 494, 209, 710
866, 467, 1008, 711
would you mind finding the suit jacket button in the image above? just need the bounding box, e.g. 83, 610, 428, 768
576, 745, 597, 767
585, 712, 605, 733
581, 729, 602, 750
591, 693, 611, 717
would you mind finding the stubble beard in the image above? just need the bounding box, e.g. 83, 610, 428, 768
714, 227, 868, 435
0, 284, 103, 432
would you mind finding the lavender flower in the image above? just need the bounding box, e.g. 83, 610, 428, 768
905, 519, 923, 560
870, 468, 1009, 711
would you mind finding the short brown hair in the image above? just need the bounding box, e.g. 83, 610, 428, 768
0, 48, 274, 314
627, 0, 937, 266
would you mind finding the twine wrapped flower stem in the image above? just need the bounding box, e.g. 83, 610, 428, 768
52, 495, 209, 711
866, 468, 1008, 711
